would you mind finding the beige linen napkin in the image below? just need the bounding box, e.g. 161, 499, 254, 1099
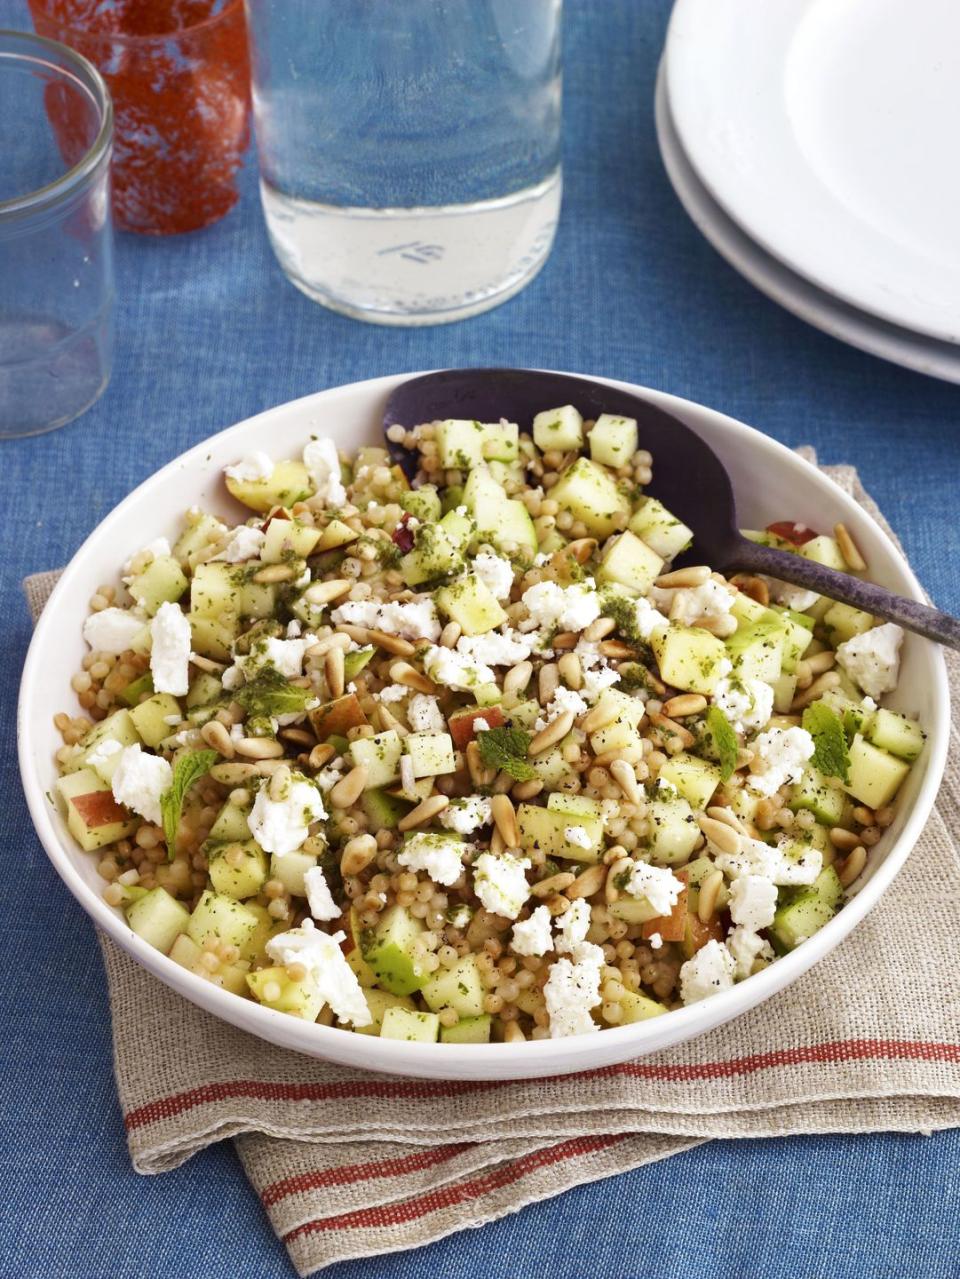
25, 455, 960, 1276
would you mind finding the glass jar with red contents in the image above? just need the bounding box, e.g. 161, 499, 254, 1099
29, 0, 251, 235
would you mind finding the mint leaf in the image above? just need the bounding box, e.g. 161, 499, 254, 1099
160, 749, 218, 858
705, 706, 738, 781
803, 702, 850, 783
477, 726, 536, 782
234, 668, 312, 720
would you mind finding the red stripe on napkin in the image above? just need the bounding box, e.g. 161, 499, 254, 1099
261, 1142, 476, 1207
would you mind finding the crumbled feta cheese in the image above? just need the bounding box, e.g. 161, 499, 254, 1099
378, 684, 409, 704
456, 627, 534, 667
447, 904, 473, 930
544, 941, 604, 1037
728, 875, 778, 931
86, 737, 121, 772
150, 601, 191, 696
564, 825, 593, 850
472, 851, 531, 919
712, 676, 774, 733
422, 645, 494, 690
727, 925, 775, 979
651, 579, 735, 628
332, 598, 441, 642
225, 451, 274, 483
314, 760, 345, 792
521, 580, 602, 633
266, 920, 370, 1027
163, 714, 181, 726
111, 744, 173, 826
746, 726, 815, 796
472, 717, 491, 733
397, 833, 465, 887
536, 684, 589, 730
303, 865, 341, 922
439, 795, 493, 835
632, 596, 667, 640
511, 905, 554, 957
679, 938, 737, 1005
761, 576, 820, 613
554, 897, 591, 953
303, 438, 346, 508
286, 620, 302, 639
82, 607, 145, 655
622, 860, 685, 916
580, 663, 622, 703
472, 552, 515, 601
714, 834, 821, 887
214, 524, 266, 563
835, 623, 904, 700
221, 663, 242, 691
122, 537, 171, 575
241, 636, 309, 680
408, 693, 446, 733
771, 838, 823, 886
248, 775, 325, 856
648, 931, 663, 950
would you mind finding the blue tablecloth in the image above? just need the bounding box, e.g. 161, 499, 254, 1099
3, 2, 959, 1275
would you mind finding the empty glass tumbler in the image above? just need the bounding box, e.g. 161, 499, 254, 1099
244, 0, 563, 325
0, 30, 114, 437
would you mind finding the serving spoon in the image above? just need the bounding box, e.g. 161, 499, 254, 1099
383, 368, 960, 650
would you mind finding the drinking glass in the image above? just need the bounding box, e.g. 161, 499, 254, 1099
29, 0, 251, 235
0, 29, 113, 438
244, 0, 563, 325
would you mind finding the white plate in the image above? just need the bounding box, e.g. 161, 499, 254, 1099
665, 0, 960, 343
655, 67, 960, 385
18, 372, 948, 1080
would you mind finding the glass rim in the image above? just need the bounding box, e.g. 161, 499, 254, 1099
0, 29, 113, 222
28, 0, 246, 47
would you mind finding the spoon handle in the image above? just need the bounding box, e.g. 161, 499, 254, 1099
730, 538, 960, 651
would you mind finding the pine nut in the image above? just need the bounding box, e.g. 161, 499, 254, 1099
730, 574, 769, 607
791, 670, 841, 710
325, 647, 345, 699
834, 522, 867, 572
308, 743, 335, 770
376, 705, 407, 735
692, 614, 738, 638
304, 578, 353, 604
538, 662, 559, 705
663, 693, 707, 718
852, 805, 875, 826
806, 650, 837, 675
598, 640, 636, 659
606, 857, 632, 904
233, 736, 285, 760
551, 631, 578, 650
491, 794, 520, 848
490, 827, 505, 856
368, 630, 416, 657
493, 770, 516, 794
305, 633, 353, 659
610, 759, 641, 804
837, 844, 867, 887
531, 870, 576, 898
558, 652, 583, 691
466, 741, 496, 787
397, 794, 450, 831
279, 727, 314, 746
565, 537, 597, 565
648, 711, 695, 749
334, 623, 374, 645
389, 661, 436, 694
580, 699, 620, 734
582, 616, 616, 643
698, 815, 741, 856
545, 893, 571, 916
566, 863, 607, 899
697, 869, 725, 923
330, 764, 368, 808
655, 565, 711, 588
200, 719, 234, 758
269, 764, 292, 801
706, 805, 747, 835
252, 562, 297, 584
829, 827, 860, 850
439, 621, 461, 649
512, 778, 544, 801
191, 653, 226, 673
340, 833, 377, 876
504, 661, 533, 699
529, 710, 575, 755
209, 762, 260, 784
794, 660, 813, 690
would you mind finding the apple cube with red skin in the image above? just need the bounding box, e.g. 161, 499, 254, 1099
57, 767, 139, 852
640, 872, 689, 943
308, 693, 368, 740
447, 705, 505, 749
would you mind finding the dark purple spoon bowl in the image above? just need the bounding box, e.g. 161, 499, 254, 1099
384, 368, 960, 650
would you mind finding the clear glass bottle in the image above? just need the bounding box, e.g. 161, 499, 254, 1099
245, 0, 563, 325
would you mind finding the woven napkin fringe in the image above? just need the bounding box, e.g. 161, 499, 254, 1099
23, 453, 960, 1275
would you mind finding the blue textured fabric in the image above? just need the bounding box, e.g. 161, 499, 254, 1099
3, 1, 960, 1276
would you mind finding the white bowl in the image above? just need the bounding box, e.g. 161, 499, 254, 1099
18, 371, 949, 1081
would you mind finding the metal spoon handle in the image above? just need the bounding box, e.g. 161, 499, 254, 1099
730, 539, 960, 651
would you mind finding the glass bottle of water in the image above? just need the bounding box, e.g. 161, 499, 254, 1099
244, 0, 563, 325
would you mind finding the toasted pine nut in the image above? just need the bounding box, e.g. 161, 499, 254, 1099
531, 870, 576, 898
655, 565, 711, 588
305, 633, 353, 659
663, 693, 707, 718
558, 652, 583, 691
606, 857, 632, 903
269, 764, 292, 801
566, 863, 607, 900
376, 705, 407, 735
698, 815, 742, 856
852, 805, 875, 826
692, 614, 738, 638
551, 631, 578, 650
439, 621, 462, 649
582, 616, 616, 643
648, 711, 695, 749
308, 743, 335, 770
304, 578, 352, 604
794, 660, 813, 690
209, 761, 260, 784
336, 623, 374, 645
368, 630, 416, 657
806, 650, 837, 675
565, 537, 598, 565
200, 719, 234, 758
529, 710, 575, 755
330, 764, 367, 808
837, 844, 867, 887
512, 777, 544, 801
706, 805, 747, 835
233, 735, 285, 760
340, 833, 377, 876
538, 662, 559, 705
730, 574, 769, 607
697, 869, 725, 923
389, 661, 435, 694
790, 670, 841, 710
502, 1020, 525, 1043
491, 794, 520, 848
492, 770, 515, 794
252, 562, 296, 584
580, 699, 619, 734
279, 727, 315, 747
490, 827, 505, 855
598, 640, 635, 659
834, 522, 867, 572
609, 759, 641, 804
191, 653, 225, 673
466, 740, 496, 787
325, 647, 345, 699
545, 893, 571, 916
504, 660, 533, 699
829, 827, 860, 850
398, 794, 449, 831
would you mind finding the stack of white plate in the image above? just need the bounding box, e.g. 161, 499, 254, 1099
659, 0, 960, 382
